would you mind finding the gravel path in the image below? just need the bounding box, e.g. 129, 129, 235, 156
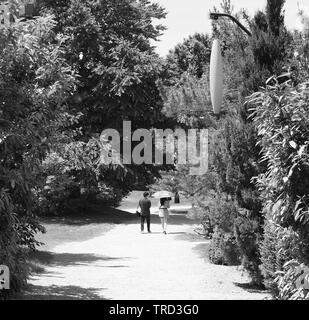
25, 192, 269, 300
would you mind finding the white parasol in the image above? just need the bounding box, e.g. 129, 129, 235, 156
152, 190, 173, 199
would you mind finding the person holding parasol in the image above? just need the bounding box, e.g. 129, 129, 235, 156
152, 191, 173, 234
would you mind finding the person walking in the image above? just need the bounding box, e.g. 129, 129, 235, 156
174, 191, 180, 204
137, 192, 152, 233
159, 197, 170, 234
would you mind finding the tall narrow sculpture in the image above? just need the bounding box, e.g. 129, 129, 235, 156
209, 39, 223, 115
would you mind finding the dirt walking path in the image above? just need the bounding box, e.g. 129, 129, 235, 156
24, 192, 269, 300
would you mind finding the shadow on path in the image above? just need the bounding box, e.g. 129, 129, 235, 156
233, 282, 268, 294
191, 242, 210, 262
28, 250, 128, 269
40, 207, 137, 226
20, 284, 105, 300
43, 211, 198, 227
174, 231, 206, 242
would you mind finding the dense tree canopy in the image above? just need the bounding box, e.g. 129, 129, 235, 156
36, 0, 175, 193
166, 33, 212, 80
0, 14, 78, 297
39, 0, 168, 131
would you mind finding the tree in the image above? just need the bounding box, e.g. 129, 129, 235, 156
250, 0, 290, 77
251, 74, 309, 298
0, 15, 78, 298
158, 73, 215, 128
254, 13, 309, 296
166, 33, 212, 80
266, 0, 285, 36
39, 0, 168, 131
36, 0, 174, 194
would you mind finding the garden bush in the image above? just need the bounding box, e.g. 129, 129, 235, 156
201, 213, 214, 238
38, 177, 124, 216
251, 65, 309, 297
234, 215, 263, 287
210, 198, 238, 233
38, 174, 80, 216
0, 191, 28, 299
208, 226, 240, 266
36, 150, 125, 216
0, 15, 77, 298
259, 221, 302, 296
208, 227, 225, 265
275, 260, 309, 300
222, 232, 241, 265
208, 199, 241, 266
260, 220, 309, 298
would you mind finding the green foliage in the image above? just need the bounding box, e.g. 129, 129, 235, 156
212, 116, 264, 284
209, 226, 240, 266
234, 215, 262, 286
275, 260, 309, 300
208, 227, 225, 265
259, 221, 281, 295
251, 79, 309, 230
38, 172, 80, 216
249, 0, 290, 75
210, 198, 238, 233
259, 221, 304, 296
37, 137, 130, 216
159, 73, 217, 128
214, 119, 265, 202
166, 33, 212, 79
212, 0, 291, 98
0, 191, 28, 299
37, 0, 172, 190
208, 199, 240, 266
265, 0, 285, 36
250, 73, 309, 297
0, 15, 78, 298
39, 0, 168, 130
1, 1, 169, 296
250, 12, 309, 298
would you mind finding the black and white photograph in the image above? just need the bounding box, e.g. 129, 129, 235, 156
1, 0, 309, 308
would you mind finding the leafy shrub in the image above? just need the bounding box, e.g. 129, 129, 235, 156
208, 226, 240, 266
96, 182, 125, 207
275, 260, 309, 300
251, 75, 309, 295
38, 174, 79, 215
260, 220, 309, 298
0, 15, 77, 298
37, 150, 118, 216
251, 78, 309, 229
210, 198, 238, 233
207, 199, 241, 265
234, 215, 263, 287
0, 191, 27, 299
222, 232, 241, 265
259, 221, 280, 295
209, 227, 225, 265
259, 221, 302, 296
200, 213, 214, 238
